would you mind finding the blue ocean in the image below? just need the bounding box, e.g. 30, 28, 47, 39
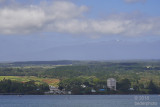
0, 95, 159, 107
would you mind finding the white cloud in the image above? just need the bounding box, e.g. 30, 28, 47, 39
124, 0, 146, 3
0, 6, 45, 34
49, 16, 160, 36
0, 1, 160, 37
0, 1, 88, 34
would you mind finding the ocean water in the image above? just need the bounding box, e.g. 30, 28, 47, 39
0, 95, 159, 107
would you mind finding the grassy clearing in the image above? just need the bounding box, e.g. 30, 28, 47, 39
0, 76, 59, 87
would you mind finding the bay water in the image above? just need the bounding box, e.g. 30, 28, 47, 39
0, 95, 159, 107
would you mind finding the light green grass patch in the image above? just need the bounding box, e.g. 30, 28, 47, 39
0, 76, 59, 87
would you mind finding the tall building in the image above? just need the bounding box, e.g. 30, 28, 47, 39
107, 78, 116, 90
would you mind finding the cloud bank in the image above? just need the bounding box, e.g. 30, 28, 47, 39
0, 1, 159, 37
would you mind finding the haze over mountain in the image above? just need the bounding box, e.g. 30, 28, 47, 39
0, 40, 159, 61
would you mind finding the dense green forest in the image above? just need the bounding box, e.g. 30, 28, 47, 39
0, 79, 49, 95
58, 77, 160, 94
0, 60, 160, 94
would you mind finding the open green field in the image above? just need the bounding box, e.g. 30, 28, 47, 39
0, 76, 59, 87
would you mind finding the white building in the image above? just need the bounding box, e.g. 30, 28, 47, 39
107, 78, 116, 90
45, 86, 65, 94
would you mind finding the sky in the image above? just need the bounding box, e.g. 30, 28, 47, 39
0, 0, 160, 61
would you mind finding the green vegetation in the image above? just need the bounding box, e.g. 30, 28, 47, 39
0, 79, 49, 94
0, 76, 59, 87
0, 60, 160, 94
58, 77, 160, 94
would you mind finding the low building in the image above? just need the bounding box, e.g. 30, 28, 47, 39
45, 86, 65, 94
91, 89, 96, 93
129, 88, 134, 91
107, 78, 116, 91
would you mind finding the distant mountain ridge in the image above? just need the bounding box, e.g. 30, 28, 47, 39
0, 40, 160, 61
1, 59, 160, 67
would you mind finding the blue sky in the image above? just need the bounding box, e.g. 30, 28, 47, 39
0, 0, 160, 61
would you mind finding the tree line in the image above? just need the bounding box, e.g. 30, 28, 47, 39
0, 78, 49, 95
58, 77, 160, 94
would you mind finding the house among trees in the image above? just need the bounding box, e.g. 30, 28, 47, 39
107, 78, 116, 91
